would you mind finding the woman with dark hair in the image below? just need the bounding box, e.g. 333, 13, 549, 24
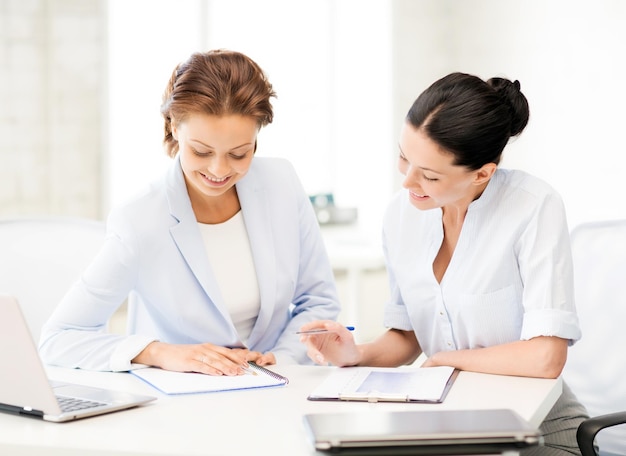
300, 72, 588, 455
40, 50, 340, 375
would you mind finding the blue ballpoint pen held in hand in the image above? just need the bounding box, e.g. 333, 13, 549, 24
295, 326, 355, 335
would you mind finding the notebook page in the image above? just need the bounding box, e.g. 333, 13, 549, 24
132, 363, 287, 395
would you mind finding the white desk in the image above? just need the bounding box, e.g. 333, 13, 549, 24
0, 365, 562, 456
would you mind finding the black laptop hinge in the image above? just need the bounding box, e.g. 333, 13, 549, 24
20, 406, 45, 418
0, 403, 44, 418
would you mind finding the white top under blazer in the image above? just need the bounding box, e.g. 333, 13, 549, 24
39, 155, 340, 371
198, 212, 261, 344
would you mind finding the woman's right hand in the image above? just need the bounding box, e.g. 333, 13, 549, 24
132, 341, 255, 376
299, 320, 361, 367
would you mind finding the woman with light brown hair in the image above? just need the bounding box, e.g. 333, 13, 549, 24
40, 50, 340, 375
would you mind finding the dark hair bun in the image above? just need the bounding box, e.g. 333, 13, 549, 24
487, 77, 529, 137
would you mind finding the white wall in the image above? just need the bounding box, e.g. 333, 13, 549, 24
391, 0, 626, 230
109, 0, 626, 231
0, 0, 106, 218
107, 0, 393, 243
106, 0, 204, 211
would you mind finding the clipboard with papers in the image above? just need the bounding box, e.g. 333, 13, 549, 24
307, 365, 458, 403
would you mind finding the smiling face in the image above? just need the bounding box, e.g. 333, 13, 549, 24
397, 122, 495, 212
173, 113, 258, 206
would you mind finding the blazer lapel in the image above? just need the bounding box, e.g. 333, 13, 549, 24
165, 156, 231, 321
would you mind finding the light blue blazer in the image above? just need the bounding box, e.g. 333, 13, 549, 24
39, 155, 340, 371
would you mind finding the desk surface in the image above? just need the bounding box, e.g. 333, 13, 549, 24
0, 364, 562, 456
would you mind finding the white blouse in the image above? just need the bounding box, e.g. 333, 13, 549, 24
198, 211, 260, 344
382, 168, 581, 356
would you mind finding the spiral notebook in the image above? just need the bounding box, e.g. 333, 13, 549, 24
131, 363, 288, 395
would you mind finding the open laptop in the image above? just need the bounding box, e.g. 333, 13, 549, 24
0, 294, 156, 422
303, 409, 543, 455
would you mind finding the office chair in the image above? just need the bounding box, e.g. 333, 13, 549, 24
562, 219, 626, 456
0, 216, 106, 341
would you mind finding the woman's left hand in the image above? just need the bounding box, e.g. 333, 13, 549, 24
233, 348, 276, 366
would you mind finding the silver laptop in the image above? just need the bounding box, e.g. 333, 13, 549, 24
303, 409, 543, 454
0, 294, 156, 422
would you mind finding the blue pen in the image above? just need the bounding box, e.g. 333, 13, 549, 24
296, 326, 355, 335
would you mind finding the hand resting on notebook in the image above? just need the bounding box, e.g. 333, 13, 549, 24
132, 342, 276, 377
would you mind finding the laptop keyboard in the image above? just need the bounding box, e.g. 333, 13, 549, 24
56, 395, 107, 413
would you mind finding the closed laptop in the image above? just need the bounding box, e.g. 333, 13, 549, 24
303, 408, 542, 454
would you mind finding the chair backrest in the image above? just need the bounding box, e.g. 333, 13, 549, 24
0, 217, 106, 341
562, 219, 626, 455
